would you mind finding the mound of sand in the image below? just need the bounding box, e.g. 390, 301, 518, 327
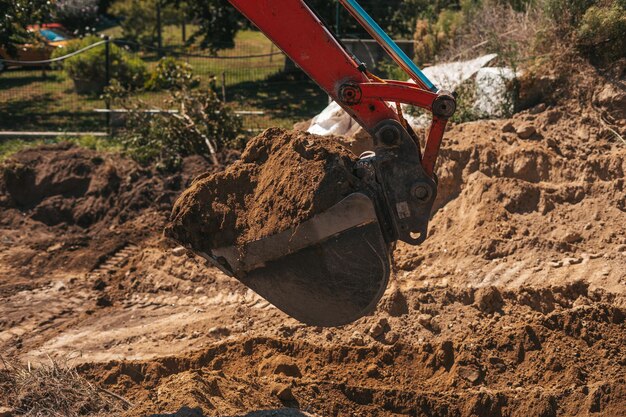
165, 128, 363, 251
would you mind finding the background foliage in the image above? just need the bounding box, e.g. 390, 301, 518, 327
52, 36, 148, 93
107, 82, 242, 170
54, 0, 101, 35
0, 0, 52, 54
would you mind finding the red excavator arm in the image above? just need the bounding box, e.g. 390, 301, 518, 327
227, 0, 455, 177
195, 0, 457, 326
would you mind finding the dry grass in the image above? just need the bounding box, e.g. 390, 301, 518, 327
0, 356, 130, 417
440, 0, 550, 69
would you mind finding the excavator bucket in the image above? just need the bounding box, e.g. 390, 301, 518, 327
204, 193, 391, 327
184, 121, 438, 327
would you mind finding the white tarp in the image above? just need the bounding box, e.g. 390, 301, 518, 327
307, 53, 514, 136
473, 67, 517, 117
421, 53, 498, 91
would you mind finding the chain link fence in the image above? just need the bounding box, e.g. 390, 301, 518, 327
0, 31, 414, 136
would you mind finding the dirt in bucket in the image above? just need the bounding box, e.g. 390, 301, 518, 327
164, 127, 364, 252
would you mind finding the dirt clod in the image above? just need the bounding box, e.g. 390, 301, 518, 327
379, 288, 409, 317
473, 286, 504, 314
369, 318, 388, 338
259, 355, 302, 378
418, 313, 433, 328
502, 121, 515, 132
270, 383, 295, 402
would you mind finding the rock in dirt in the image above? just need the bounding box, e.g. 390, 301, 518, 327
516, 123, 537, 139
171, 246, 187, 257
473, 286, 504, 314
418, 313, 433, 328
563, 231, 583, 244
165, 128, 362, 252
349, 331, 365, 346
457, 365, 482, 384
270, 382, 296, 402
369, 318, 389, 338
501, 121, 515, 133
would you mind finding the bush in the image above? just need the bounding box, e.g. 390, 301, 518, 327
106, 83, 243, 171
413, 10, 466, 65
576, 1, 626, 64
145, 57, 199, 91
54, 0, 100, 35
54, 36, 147, 94
543, 0, 597, 28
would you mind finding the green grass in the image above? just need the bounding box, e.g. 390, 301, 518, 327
0, 135, 120, 162
0, 29, 326, 133
0, 138, 45, 161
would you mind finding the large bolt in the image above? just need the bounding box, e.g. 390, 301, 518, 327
378, 125, 401, 146
432, 92, 456, 119
338, 83, 362, 105
412, 184, 431, 202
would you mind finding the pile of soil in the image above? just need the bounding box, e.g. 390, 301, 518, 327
0, 143, 232, 287
165, 127, 362, 252
0, 143, 228, 229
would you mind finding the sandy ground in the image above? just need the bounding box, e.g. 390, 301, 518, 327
1, 74, 625, 416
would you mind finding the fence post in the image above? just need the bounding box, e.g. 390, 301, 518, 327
221, 71, 226, 103
182, 18, 186, 44
104, 36, 111, 133
157, 0, 163, 57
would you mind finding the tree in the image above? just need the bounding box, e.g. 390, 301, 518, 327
178, 0, 242, 53
110, 0, 160, 46
306, 0, 433, 38
0, 0, 52, 54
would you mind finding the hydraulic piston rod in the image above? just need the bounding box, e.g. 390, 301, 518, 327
338, 0, 437, 92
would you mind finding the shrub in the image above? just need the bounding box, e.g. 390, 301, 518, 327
145, 57, 199, 91
53, 0, 100, 35
54, 36, 147, 94
576, 1, 626, 64
543, 0, 597, 28
413, 10, 465, 65
106, 83, 242, 171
